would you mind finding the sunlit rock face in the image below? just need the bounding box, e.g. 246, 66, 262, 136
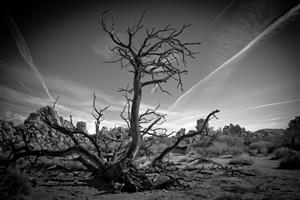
38, 106, 60, 125
24, 112, 40, 125
77, 121, 87, 133
196, 119, 209, 132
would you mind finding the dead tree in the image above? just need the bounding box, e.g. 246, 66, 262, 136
101, 10, 200, 165
0, 12, 220, 192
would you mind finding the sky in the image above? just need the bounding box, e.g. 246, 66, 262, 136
0, 0, 299, 134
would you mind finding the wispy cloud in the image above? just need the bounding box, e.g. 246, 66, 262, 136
168, 3, 300, 111
247, 99, 300, 110
0, 84, 122, 133
45, 75, 119, 106
208, 0, 236, 29
253, 115, 294, 124
92, 32, 127, 60
6, 13, 54, 102
3, 110, 26, 123
15, 80, 37, 97
0, 85, 47, 106
92, 36, 115, 59
139, 103, 178, 116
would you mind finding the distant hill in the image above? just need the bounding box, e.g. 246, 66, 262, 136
254, 128, 286, 138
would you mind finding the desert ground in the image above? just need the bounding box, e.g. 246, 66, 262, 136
22, 153, 300, 200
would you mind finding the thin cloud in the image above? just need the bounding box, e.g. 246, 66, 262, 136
208, 0, 236, 29
247, 99, 300, 110
6, 13, 54, 102
92, 33, 127, 60
253, 115, 294, 123
0, 84, 114, 133
168, 3, 300, 111
0, 85, 48, 106
45, 76, 117, 104
139, 103, 178, 116
15, 80, 36, 97
92, 39, 115, 59
3, 111, 26, 123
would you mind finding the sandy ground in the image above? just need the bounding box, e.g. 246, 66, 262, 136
23, 154, 300, 200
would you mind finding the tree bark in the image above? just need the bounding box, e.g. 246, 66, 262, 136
126, 71, 142, 161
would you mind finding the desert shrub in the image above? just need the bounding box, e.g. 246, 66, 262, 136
0, 167, 31, 200
272, 147, 294, 160
228, 156, 254, 166
248, 141, 274, 155
190, 136, 214, 149
194, 147, 207, 157
172, 147, 187, 155
205, 141, 229, 157
228, 146, 244, 156
151, 143, 169, 155
248, 148, 259, 156
279, 151, 300, 169
218, 135, 244, 147
193, 141, 242, 157
285, 116, 300, 150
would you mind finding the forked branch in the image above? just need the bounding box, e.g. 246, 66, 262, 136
153, 110, 220, 165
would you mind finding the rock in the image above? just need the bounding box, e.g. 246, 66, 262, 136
29, 177, 37, 187
57, 173, 64, 179
73, 171, 81, 177
76, 121, 88, 133
35, 171, 43, 178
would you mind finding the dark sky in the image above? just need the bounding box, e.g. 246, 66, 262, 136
1, 0, 299, 133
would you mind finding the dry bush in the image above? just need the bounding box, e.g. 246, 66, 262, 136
205, 141, 229, 157
191, 136, 214, 149
193, 147, 207, 157
218, 135, 244, 147
191, 135, 246, 157
0, 167, 31, 200
248, 141, 274, 156
279, 151, 300, 169
228, 156, 254, 166
228, 146, 244, 156
272, 147, 294, 160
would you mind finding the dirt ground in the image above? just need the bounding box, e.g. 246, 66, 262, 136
23, 154, 300, 200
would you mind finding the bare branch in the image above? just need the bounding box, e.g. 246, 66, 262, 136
153, 110, 220, 165
52, 96, 60, 109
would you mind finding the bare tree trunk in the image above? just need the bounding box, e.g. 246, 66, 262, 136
126, 71, 142, 161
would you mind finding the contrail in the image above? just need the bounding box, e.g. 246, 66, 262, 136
254, 115, 294, 123
6, 14, 54, 102
0, 63, 37, 97
247, 99, 300, 110
168, 3, 300, 111
208, 0, 236, 29
16, 80, 37, 97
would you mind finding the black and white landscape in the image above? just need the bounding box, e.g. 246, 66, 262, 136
1, 0, 300, 199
